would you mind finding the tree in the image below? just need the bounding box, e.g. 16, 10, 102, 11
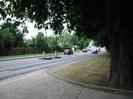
77, 1, 133, 88
58, 34, 73, 49
54, 34, 89, 50
2, 0, 133, 88
35, 32, 48, 52
0, 29, 5, 47
0, 27, 14, 49
0, 20, 26, 48
77, 37, 90, 50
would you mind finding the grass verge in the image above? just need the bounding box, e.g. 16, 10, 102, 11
0, 53, 41, 59
55, 53, 110, 86
0, 52, 63, 60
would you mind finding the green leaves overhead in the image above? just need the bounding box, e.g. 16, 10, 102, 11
2, 0, 80, 34
0, 1, 7, 19
2, 0, 63, 32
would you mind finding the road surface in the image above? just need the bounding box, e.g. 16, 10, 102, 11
0, 69, 132, 99
0, 52, 94, 80
0, 52, 133, 99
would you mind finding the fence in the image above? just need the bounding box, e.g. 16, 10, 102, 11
0, 48, 40, 56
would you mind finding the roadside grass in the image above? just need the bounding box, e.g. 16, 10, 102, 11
0, 53, 41, 59
55, 53, 110, 86
0, 52, 63, 60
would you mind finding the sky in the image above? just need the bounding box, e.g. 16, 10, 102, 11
0, 18, 54, 40
24, 22, 54, 39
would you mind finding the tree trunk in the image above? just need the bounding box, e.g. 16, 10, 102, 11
109, 34, 133, 89
108, 36, 120, 87
104, 0, 133, 89
119, 40, 133, 88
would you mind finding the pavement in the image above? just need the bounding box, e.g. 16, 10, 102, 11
0, 69, 133, 99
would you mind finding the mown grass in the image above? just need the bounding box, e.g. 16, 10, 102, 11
0, 53, 41, 59
55, 53, 110, 86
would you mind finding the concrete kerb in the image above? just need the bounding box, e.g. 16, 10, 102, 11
46, 68, 133, 97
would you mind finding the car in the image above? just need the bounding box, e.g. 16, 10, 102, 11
82, 49, 88, 52
64, 49, 73, 55
87, 49, 92, 51
91, 50, 98, 54
97, 48, 101, 52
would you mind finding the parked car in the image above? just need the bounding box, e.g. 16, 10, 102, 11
82, 49, 88, 52
91, 50, 98, 54
64, 49, 73, 55
87, 49, 92, 51
97, 48, 101, 52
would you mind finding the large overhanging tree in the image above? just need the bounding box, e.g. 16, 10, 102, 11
1, 0, 133, 88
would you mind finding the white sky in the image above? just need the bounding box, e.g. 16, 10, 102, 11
0, 19, 54, 39
24, 22, 54, 39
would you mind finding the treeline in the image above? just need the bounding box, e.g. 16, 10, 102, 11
0, 20, 26, 49
24, 32, 90, 53
0, 21, 89, 56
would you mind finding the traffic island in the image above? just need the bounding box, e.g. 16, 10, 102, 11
39, 51, 62, 60
39, 57, 53, 60
39, 51, 53, 60
53, 56, 61, 59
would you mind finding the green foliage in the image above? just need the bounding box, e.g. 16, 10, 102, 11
0, 1, 7, 19
0, 20, 26, 49
58, 34, 73, 49
47, 33, 90, 51
77, 37, 90, 50
2, 0, 106, 48
3, 28, 14, 49
0, 0, 105, 52
47, 36, 59, 52
93, 31, 110, 51
24, 33, 90, 52
0, 28, 14, 49
36, 32, 45, 49
35, 32, 49, 52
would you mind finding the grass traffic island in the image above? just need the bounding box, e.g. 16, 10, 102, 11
55, 53, 110, 87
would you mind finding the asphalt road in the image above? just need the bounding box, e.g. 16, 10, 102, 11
0, 65, 132, 99
0, 52, 133, 99
0, 52, 94, 80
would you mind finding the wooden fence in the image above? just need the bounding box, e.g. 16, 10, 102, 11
0, 48, 40, 56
